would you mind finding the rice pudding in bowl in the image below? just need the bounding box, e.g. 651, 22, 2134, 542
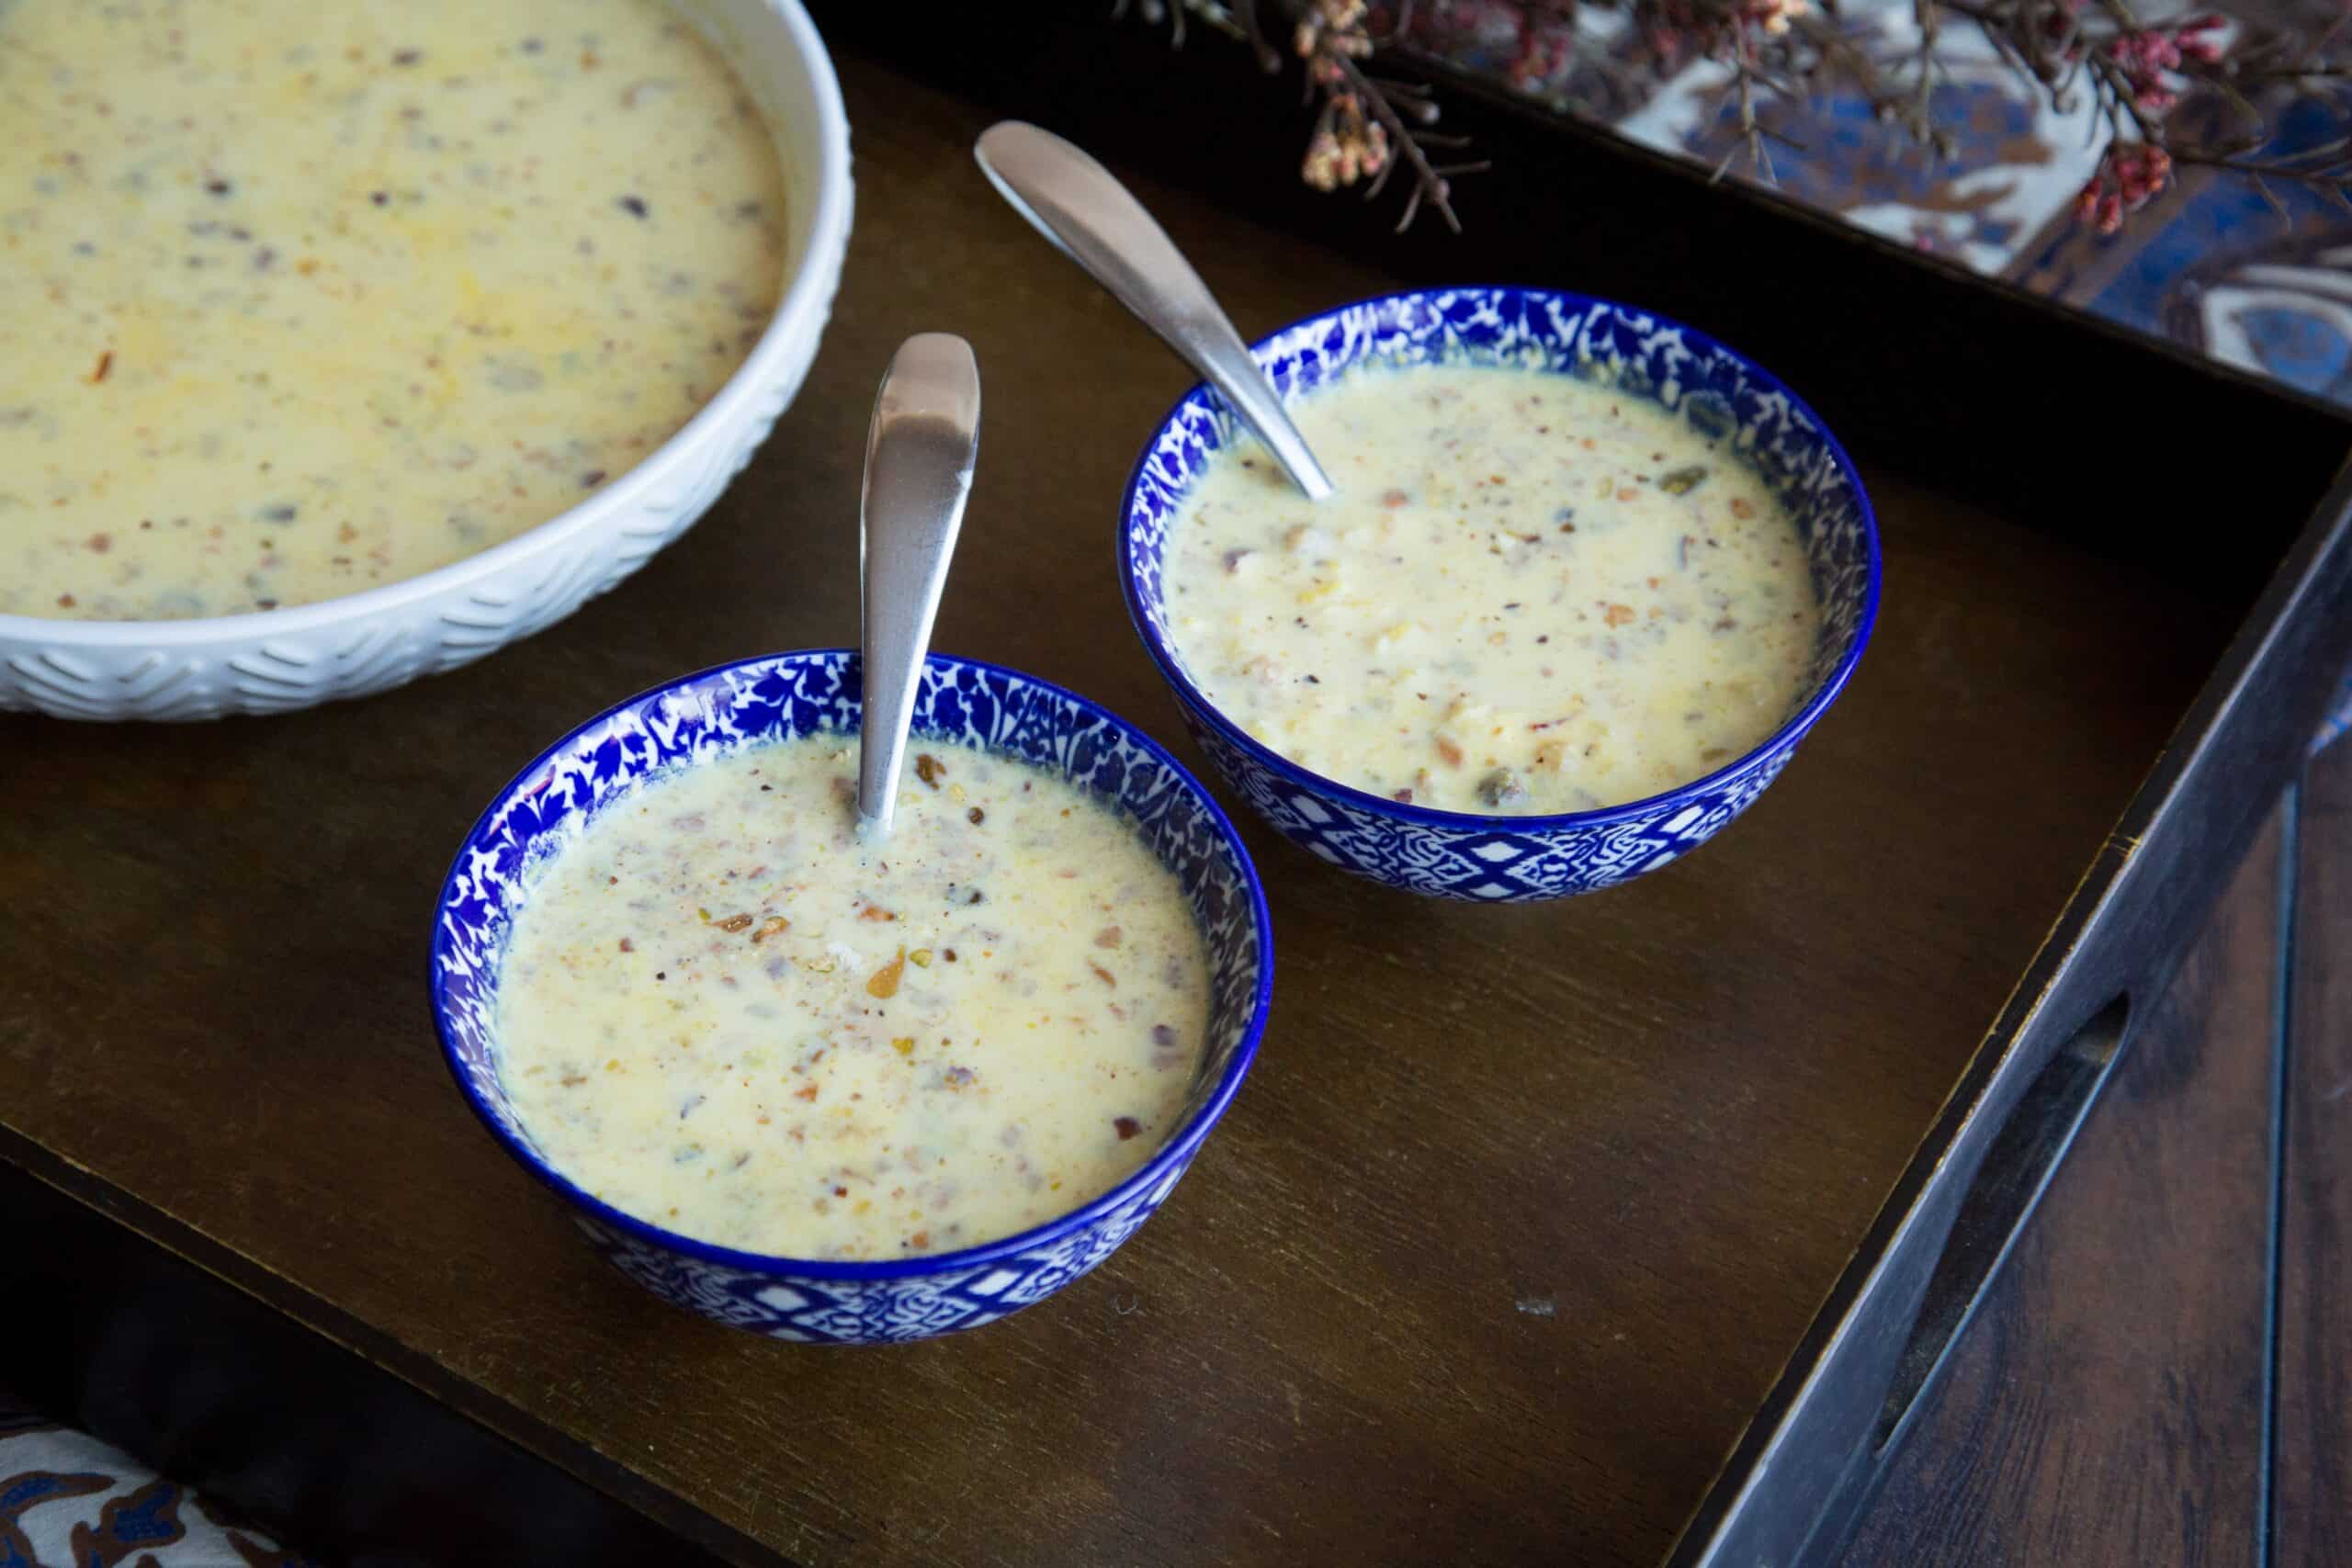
5, 0, 786, 622
0, 0, 852, 717
432, 650, 1272, 1343
1120, 286, 1879, 901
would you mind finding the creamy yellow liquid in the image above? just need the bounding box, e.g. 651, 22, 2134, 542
496, 735, 1212, 1261
0, 0, 786, 620
1162, 366, 1821, 814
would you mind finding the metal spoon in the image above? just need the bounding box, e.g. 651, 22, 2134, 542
974, 119, 1334, 502
857, 333, 981, 840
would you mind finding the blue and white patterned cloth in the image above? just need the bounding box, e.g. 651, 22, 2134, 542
0, 1396, 316, 1567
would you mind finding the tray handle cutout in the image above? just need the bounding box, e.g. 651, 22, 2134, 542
1871, 993, 2133, 1452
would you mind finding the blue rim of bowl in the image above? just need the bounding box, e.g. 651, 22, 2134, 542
1117, 284, 1884, 834
428, 648, 1276, 1284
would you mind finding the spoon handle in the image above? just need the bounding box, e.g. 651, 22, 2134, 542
858, 333, 981, 838
975, 120, 1334, 502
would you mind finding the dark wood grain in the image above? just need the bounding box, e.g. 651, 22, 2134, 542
0, 52, 2304, 1568
2279, 748, 2352, 1567
1834, 808, 2284, 1566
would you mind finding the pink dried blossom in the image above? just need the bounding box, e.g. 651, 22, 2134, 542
2177, 15, 2226, 64
2107, 18, 2224, 113
1301, 92, 1389, 191
2075, 142, 2174, 234
1742, 0, 1813, 36
1508, 31, 1577, 89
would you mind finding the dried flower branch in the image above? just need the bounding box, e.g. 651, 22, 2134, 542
1126, 0, 2352, 235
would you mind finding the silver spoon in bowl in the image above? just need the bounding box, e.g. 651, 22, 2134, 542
857, 333, 982, 840
974, 119, 1334, 502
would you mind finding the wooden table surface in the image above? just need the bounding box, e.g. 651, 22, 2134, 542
1841, 745, 2352, 1565
0, 50, 2301, 1568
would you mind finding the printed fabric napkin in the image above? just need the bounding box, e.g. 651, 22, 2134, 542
0, 1398, 317, 1568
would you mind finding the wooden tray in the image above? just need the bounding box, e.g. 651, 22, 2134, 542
4, 25, 2350, 1568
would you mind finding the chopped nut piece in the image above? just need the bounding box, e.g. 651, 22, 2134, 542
892, 1037, 915, 1056
1657, 465, 1709, 495
714, 912, 754, 932
1094, 926, 1123, 950
910, 948, 933, 967
1604, 604, 1636, 627
867, 946, 906, 998
1090, 963, 1117, 987
858, 905, 896, 922
1114, 1116, 1141, 1140
750, 916, 789, 942
913, 753, 944, 788
1434, 736, 1464, 768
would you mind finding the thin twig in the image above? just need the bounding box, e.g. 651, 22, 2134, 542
1237, 0, 1281, 72
1336, 52, 1466, 230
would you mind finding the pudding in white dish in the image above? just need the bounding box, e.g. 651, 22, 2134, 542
0, 0, 853, 721
2, 0, 790, 622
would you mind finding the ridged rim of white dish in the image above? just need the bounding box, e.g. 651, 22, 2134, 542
0, 0, 854, 651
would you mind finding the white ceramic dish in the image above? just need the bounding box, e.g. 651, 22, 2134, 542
0, 0, 854, 722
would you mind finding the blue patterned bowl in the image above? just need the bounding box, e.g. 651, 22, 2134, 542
429, 650, 1272, 1343
1119, 286, 1880, 901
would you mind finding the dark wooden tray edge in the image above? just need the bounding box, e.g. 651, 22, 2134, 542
0, 1134, 776, 1568
1670, 452, 2352, 1565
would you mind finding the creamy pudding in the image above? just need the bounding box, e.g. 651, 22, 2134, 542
495, 733, 1212, 1261
1159, 365, 1822, 815
1, 0, 786, 620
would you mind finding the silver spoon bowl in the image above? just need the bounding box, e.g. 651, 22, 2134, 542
975, 120, 1333, 502
856, 333, 982, 839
